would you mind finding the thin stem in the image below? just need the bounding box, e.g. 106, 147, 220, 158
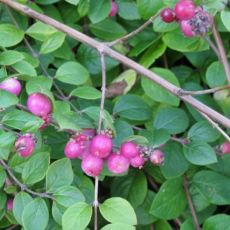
183, 176, 201, 230
200, 112, 230, 142
204, 35, 220, 59
1, 0, 230, 129
171, 136, 189, 145
0, 159, 53, 199
108, 14, 159, 47
6, 6, 80, 114
147, 175, 158, 192
94, 176, 99, 230
6, 225, 18, 230
180, 85, 230, 95
212, 21, 230, 84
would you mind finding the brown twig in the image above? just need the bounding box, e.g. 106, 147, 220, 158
212, 21, 230, 84
1, 0, 230, 129
108, 14, 159, 47
183, 176, 201, 230
0, 159, 53, 199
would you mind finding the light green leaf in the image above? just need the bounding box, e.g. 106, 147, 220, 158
70, 86, 101, 99
0, 51, 24, 65
101, 223, 135, 230
221, 11, 230, 31
0, 90, 19, 108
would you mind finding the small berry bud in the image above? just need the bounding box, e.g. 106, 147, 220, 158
150, 149, 164, 165
120, 141, 139, 158
64, 139, 82, 159
107, 153, 130, 174
130, 155, 145, 169
180, 20, 195, 37
175, 0, 195, 20
7, 198, 14, 211
90, 134, 113, 158
81, 155, 104, 177
220, 142, 230, 154
15, 134, 35, 157
109, 1, 118, 17
27, 93, 52, 117
160, 8, 176, 23
0, 78, 22, 96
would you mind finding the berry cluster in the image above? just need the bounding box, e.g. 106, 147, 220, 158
64, 132, 165, 177
160, 0, 212, 37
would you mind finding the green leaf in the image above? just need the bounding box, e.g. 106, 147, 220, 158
55, 61, 89, 85
22, 198, 49, 230
142, 68, 180, 106
88, 0, 111, 23
26, 77, 53, 94
206, 61, 226, 88
0, 132, 16, 160
183, 142, 217, 165
46, 158, 74, 193
12, 60, 37, 77
62, 202, 92, 230
99, 197, 137, 225
40, 32, 66, 54
221, 11, 230, 31
160, 142, 189, 179
2, 110, 43, 132
192, 170, 230, 205
54, 186, 85, 207
26, 21, 57, 41
150, 177, 187, 220
154, 220, 173, 230
70, 86, 101, 100
0, 51, 24, 65
0, 167, 6, 188
101, 223, 135, 230
116, 0, 140, 20
154, 107, 189, 134
113, 94, 152, 121
137, 0, 163, 19
13, 192, 33, 225
188, 121, 220, 143
111, 171, 148, 208
0, 24, 24, 47
0, 90, 19, 108
203, 214, 230, 230
65, 0, 80, 5
89, 19, 127, 41
22, 152, 50, 185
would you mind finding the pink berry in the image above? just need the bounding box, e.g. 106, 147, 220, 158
81, 155, 104, 177
130, 155, 145, 169
180, 20, 195, 37
0, 78, 21, 96
220, 142, 230, 154
109, 1, 118, 17
64, 139, 82, 159
15, 134, 35, 157
27, 93, 52, 117
90, 134, 113, 158
107, 154, 130, 174
120, 141, 139, 158
175, 0, 195, 20
160, 8, 176, 23
150, 149, 164, 165
7, 198, 14, 211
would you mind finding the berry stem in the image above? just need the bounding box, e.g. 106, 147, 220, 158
108, 13, 159, 47
212, 21, 230, 84
183, 176, 201, 230
93, 176, 99, 230
0, 159, 53, 199
204, 35, 220, 60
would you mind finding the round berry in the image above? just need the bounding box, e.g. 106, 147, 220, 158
27, 93, 52, 117
180, 20, 195, 37
15, 134, 35, 158
220, 142, 230, 154
160, 8, 176, 23
120, 141, 139, 158
107, 154, 130, 174
90, 134, 113, 158
130, 155, 145, 169
109, 1, 118, 17
175, 0, 195, 20
7, 198, 13, 211
0, 78, 21, 96
81, 155, 104, 177
64, 140, 82, 159
150, 149, 164, 165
